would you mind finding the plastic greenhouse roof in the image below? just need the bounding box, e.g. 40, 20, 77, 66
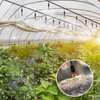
0, 0, 100, 44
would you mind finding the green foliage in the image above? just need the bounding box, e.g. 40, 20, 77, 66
28, 41, 31, 45
8, 43, 40, 59
0, 39, 100, 100
36, 76, 71, 100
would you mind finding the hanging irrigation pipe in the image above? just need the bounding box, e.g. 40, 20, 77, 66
24, 8, 100, 22
46, 0, 100, 26
4, 0, 82, 28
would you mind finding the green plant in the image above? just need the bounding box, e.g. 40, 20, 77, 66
28, 41, 31, 45
36, 75, 71, 100
0, 40, 100, 100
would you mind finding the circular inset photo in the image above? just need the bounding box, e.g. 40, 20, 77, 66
56, 60, 93, 97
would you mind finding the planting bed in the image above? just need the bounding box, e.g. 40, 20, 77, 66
0, 39, 100, 100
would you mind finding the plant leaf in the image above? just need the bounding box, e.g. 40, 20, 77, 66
58, 95, 71, 100
41, 93, 54, 100
89, 94, 100, 97
41, 79, 50, 89
36, 87, 44, 95
47, 85, 58, 95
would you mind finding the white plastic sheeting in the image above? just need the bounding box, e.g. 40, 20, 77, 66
0, 0, 100, 44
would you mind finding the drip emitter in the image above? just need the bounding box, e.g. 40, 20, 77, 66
70, 61, 77, 78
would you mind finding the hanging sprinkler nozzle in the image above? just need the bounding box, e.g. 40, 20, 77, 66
64, 10, 65, 18
48, 2, 50, 9
34, 13, 36, 20
21, 7, 23, 16
70, 61, 77, 78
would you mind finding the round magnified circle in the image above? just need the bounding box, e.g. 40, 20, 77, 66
56, 60, 93, 97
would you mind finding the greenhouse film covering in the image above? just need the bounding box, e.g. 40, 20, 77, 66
0, 0, 100, 44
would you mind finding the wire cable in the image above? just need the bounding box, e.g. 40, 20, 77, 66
4, 0, 82, 28
46, 0, 100, 25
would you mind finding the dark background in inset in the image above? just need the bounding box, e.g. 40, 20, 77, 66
57, 60, 92, 82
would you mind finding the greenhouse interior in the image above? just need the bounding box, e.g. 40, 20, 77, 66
0, 0, 100, 100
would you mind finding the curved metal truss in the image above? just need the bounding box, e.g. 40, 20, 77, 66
0, 0, 100, 44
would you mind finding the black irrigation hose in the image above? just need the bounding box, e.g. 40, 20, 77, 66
4, 0, 82, 28
70, 61, 75, 73
46, 0, 100, 25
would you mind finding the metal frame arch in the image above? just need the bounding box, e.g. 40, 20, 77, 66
0, 0, 4, 5
21, 32, 32, 43
0, 15, 94, 44
0, 1, 90, 39
21, 8, 100, 22
7, 7, 100, 32
38, 32, 46, 42
63, 34, 67, 42
20, 0, 100, 11
6, 14, 93, 43
9, 29, 14, 44
55, 8, 100, 21
24, 11, 35, 20
43, 33, 50, 42
54, 34, 65, 42
24, 32, 31, 43
47, 34, 53, 42
25, 12, 100, 23
15, 30, 21, 39
77, 17, 94, 36
46, 33, 52, 42
26, 33, 34, 43
18, 31, 23, 44
6, 7, 100, 28
0, 0, 100, 44
0, 23, 16, 35
56, 14, 94, 36
59, 34, 66, 41
46, 0, 100, 25
8, 7, 21, 20
2, 0, 100, 23
32, 33, 37, 43
53, 34, 60, 42
27, 32, 36, 43
2, 0, 86, 28
55, 34, 63, 41
1, 4, 13, 20
57, 12, 100, 23
55, 34, 63, 42
24, 7, 100, 29
52, 34, 60, 41
23, 8, 100, 30
59, 34, 66, 42
0, 24, 18, 45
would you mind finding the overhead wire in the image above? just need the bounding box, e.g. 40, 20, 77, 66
46, 0, 100, 25
4, 0, 82, 28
